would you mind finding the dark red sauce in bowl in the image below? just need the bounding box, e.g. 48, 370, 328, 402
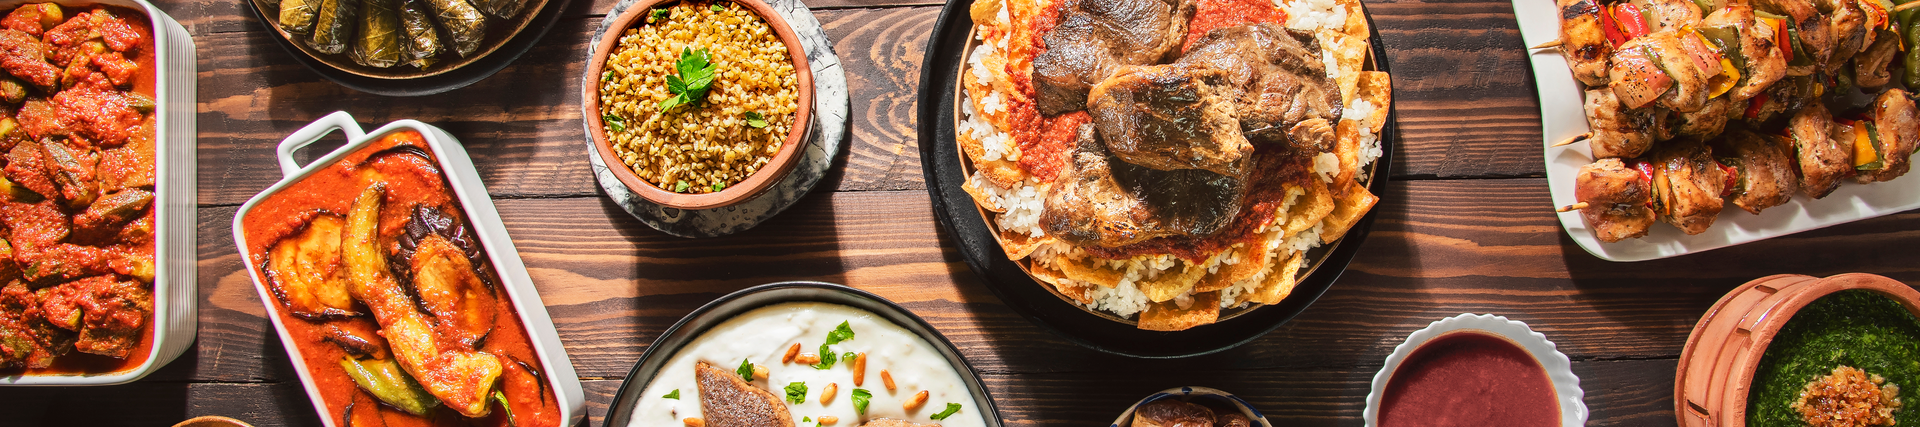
1379, 332, 1559, 427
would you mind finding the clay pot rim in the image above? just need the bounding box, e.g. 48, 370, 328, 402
1674, 273, 1920, 427
582, 0, 815, 211
1363, 313, 1588, 427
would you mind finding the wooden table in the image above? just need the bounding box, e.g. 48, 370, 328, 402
1, 0, 1915, 424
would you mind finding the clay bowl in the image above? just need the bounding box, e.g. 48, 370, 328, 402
1675, 273, 1920, 427
582, 0, 814, 211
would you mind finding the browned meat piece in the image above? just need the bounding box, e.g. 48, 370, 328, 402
1554, 0, 1612, 87
1703, 4, 1788, 101
1756, 0, 1831, 71
1651, 139, 1725, 235
1216, 412, 1252, 427
1178, 23, 1343, 151
1857, 88, 1918, 183
96, 127, 154, 192
1713, 128, 1798, 214
695, 360, 794, 427
13, 98, 68, 142
0, 29, 57, 89
1131, 400, 1215, 427
861, 420, 940, 427
36, 276, 148, 358
1574, 158, 1656, 242
5, 140, 56, 200
22, 243, 110, 285
1790, 101, 1850, 197
0, 200, 68, 264
38, 138, 97, 208
0, 281, 57, 368
1583, 88, 1660, 159
1855, 31, 1900, 89
1039, 124, 1247, 247
71, 188, 149, 244
1030, 0, 1193, 115
1086, 63, 1251, 176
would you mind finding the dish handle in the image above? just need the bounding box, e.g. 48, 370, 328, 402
276, 111, 367, 177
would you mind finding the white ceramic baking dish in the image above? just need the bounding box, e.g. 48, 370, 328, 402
231, 112, 582, 426
0, 0, 197, 386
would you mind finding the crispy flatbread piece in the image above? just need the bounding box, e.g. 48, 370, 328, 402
1244, 251, 1305, 305
1138, 291, 1221, 331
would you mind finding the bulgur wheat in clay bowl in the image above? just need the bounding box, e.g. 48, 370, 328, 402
953, 0, 1393, 331
584, 0, 812, 211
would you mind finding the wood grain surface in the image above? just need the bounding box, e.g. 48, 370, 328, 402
0, 0, 1913, 425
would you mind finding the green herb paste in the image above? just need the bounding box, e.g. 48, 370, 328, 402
1748, 290, 1920, 426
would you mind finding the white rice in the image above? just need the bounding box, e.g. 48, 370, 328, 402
1312, 151, 1339, 183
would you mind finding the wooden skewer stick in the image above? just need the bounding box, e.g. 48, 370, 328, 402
1895, 1, 1920, 13
1553, 132, 1591, 147
1557, 202, 1590, 212
1531, 38, 1565, 49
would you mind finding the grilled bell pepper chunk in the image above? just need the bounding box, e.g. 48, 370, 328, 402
1855, 120, 1886, 169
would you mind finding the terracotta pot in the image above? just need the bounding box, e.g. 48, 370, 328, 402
582, 0, 814, 211
1674, 273, 1920, 427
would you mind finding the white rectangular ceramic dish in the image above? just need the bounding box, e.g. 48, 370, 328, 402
0, 0, 197, 386
1514, 0, 1920, 262
231, 112, 583, 426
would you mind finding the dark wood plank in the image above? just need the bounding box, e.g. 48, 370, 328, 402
180, 181, 1920, 386
0, 358, 1673, 426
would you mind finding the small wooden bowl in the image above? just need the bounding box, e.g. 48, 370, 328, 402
582, 0, 814, 211
1675, 273, 1920, 427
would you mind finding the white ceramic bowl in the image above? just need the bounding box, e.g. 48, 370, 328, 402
1364, 313, 1587, 427
231, 112, 583, 426
1110, 386, 1272, 427
0, 0, 197, 386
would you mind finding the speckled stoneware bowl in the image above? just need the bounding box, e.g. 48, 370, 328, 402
1675, 273, 1920, 427
582, 0, 815, 211
1364, 313, 1588, 427
1109, 386, 1271, 427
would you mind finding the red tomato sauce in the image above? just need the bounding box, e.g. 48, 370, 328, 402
241, 131, 562, 427
1379, 332, 1560, 427
1183, 0, 1288, 52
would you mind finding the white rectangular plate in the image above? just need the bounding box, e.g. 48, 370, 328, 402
1514, 0, 1920, 262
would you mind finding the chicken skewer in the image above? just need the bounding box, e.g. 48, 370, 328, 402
1560, 88, 1920, 242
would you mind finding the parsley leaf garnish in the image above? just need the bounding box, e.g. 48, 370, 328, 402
744, 111, 769, 128
675, 180, 691, 193
602, 114, 625, 133
784, 382, 808, 404
659, 47, 716, 112
649, 8, 669, 22
663, 389, 680, 399
811, 321, 856, 369
931, 402, 962, 420
803, 417, 811, 422
736, 358, 755, 382
851, 388, 872, 415
711, 182, 725, 192
711, 3, 726, 11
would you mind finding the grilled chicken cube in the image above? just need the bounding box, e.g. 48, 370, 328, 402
1584, 88, 1661, 159
1789, 101, 1851, 197
1857, 88, 1918, 183
1701, 3, 1787, 101
1650, 138, 1725, 235
1713, 127, 1799, 214
1574, 158, 1656, 242
1554, 0, 1612, 87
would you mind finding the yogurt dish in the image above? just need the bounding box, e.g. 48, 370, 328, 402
603, 282, 1001, 427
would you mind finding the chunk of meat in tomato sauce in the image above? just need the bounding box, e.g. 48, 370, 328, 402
0, 200, 68, 264
0, 4, 59, 37
21, 243, 110, 284
0, 29, 57, 89
4, 140, 57, 200
35, 275, 147, 358
37, 83, 145, 145
44, 9, 144, 68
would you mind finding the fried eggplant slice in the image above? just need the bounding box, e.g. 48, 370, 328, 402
342, 184, 502, 418
266, 214, 359, 319
406, 233, 494, 348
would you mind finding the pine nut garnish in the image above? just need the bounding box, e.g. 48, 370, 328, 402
818, 415, 840, 425
904, 390, 930, 411
852, 352, 867, 386
821, 382, 838, 405
782, 343, 801, 363
752, 365, 770, 381
881, 369, 896, 391
684, 417, 705, 427
795, 353, 821, 365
